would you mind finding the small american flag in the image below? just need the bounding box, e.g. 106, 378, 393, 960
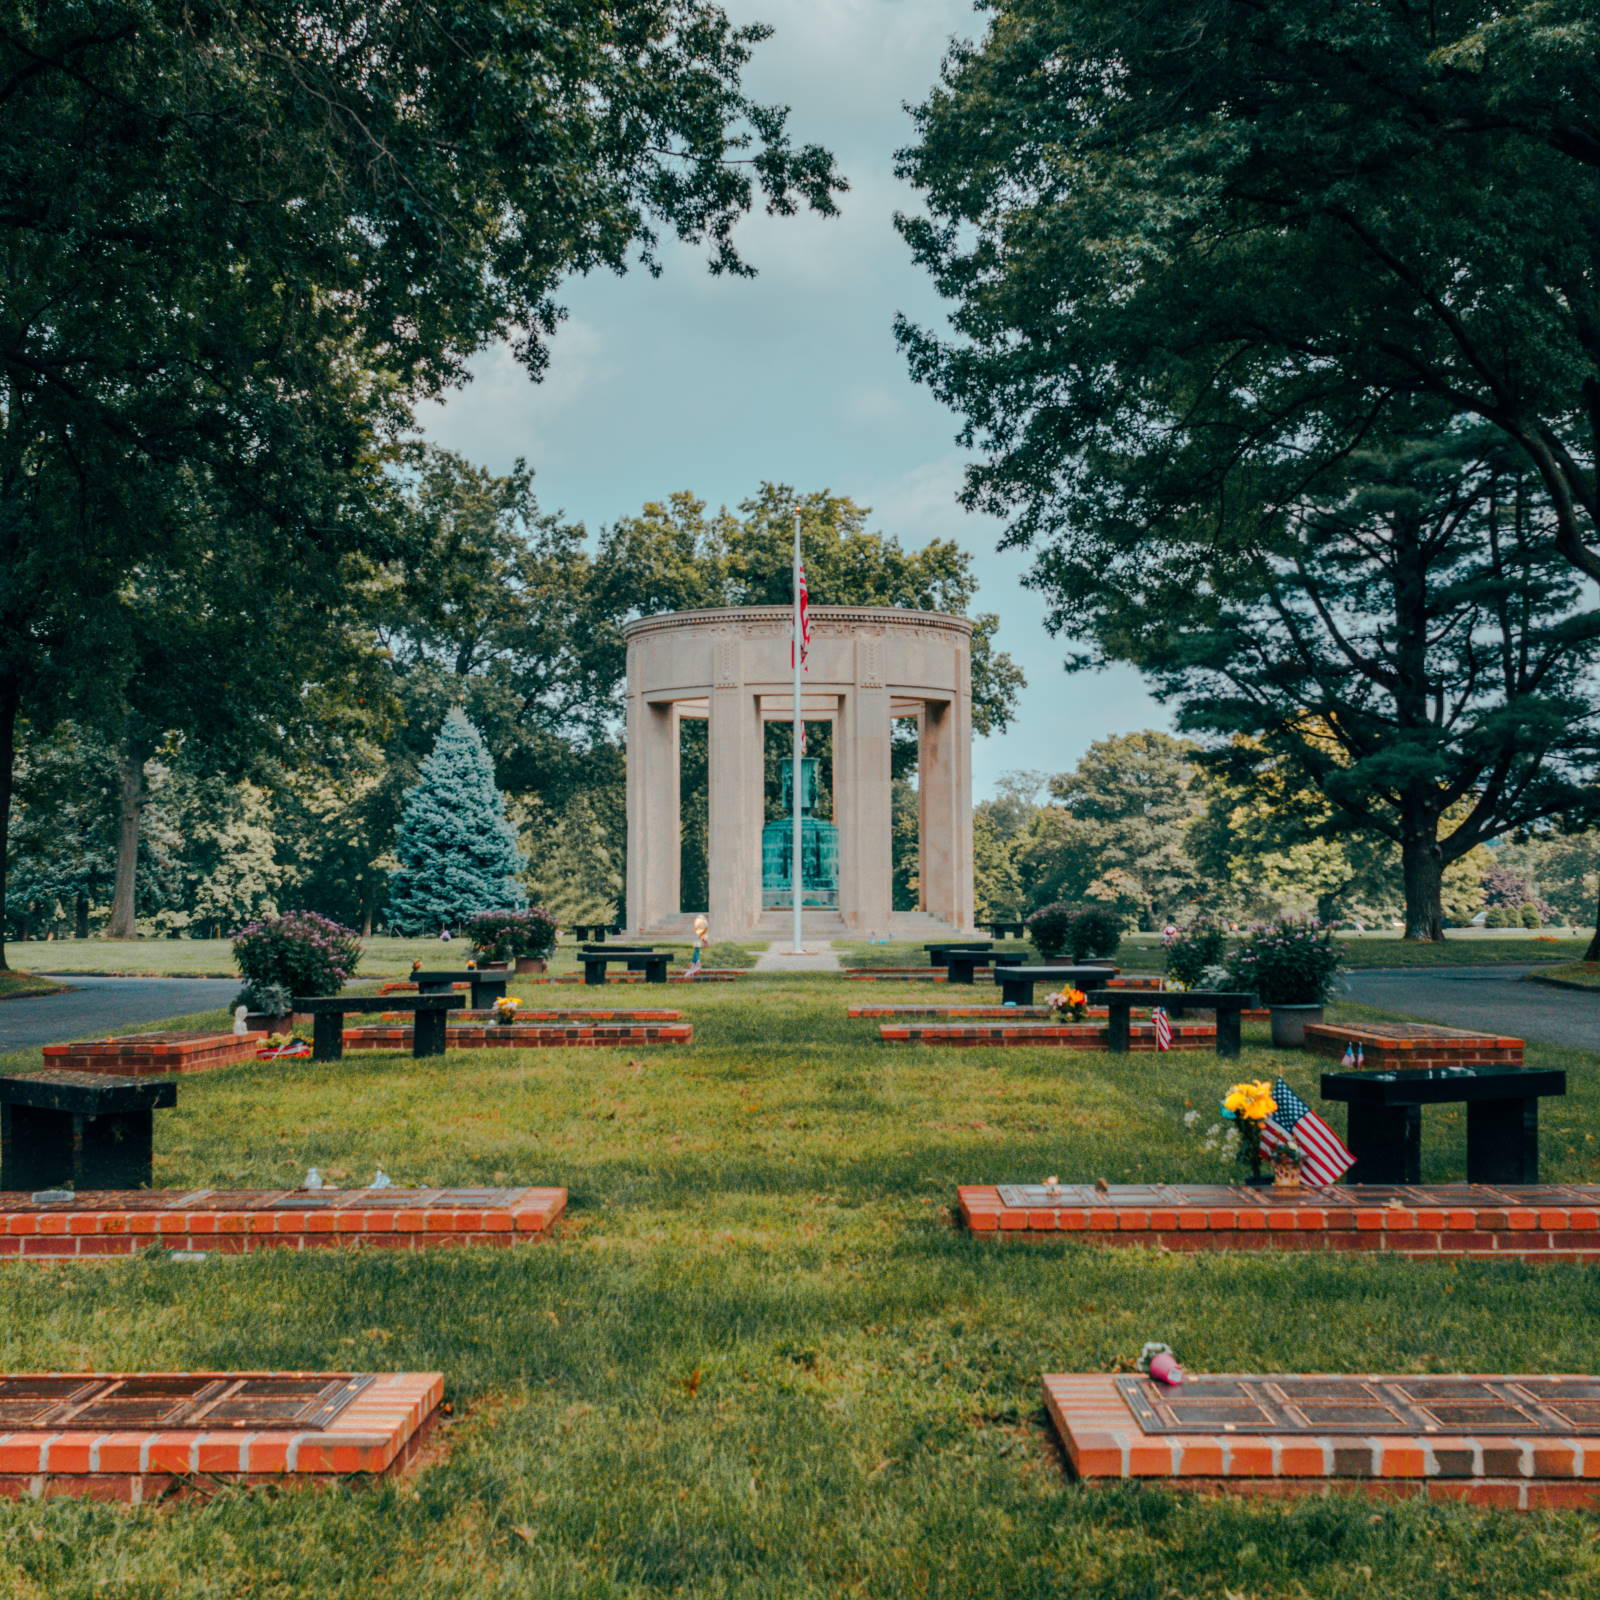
1151, 1006, 1172, 1051
1259, 1076, 1355, 1186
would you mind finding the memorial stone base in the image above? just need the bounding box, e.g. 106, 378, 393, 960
882, 1022, 1216, 1049
1044, 1372, 1600, 1508
0, 1186, 565, 1258
41, 1032, 265, 1077
960, 1183, 1600, 1258
1305, 1022, 1524, 1070
344, 1022, 691, 1051
0, 1371, 440, 1502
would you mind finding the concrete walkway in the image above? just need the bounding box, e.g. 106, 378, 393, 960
1342, 965, 1598, 1052
0, 975, 239, 1055
753, 945, 842, 973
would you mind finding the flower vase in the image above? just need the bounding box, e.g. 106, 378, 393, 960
515, 957, 547, 975
1272, 1157, 1303, 1190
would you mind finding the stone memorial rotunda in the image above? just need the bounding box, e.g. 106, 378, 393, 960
624, 606, 976, 939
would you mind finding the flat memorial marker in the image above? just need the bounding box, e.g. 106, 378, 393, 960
1043, 1372, 1600, 1508
0, 1371, 442, 1501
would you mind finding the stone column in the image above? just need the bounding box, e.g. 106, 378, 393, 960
633, 701, 680, 930
836, 636, 893, 933
918, 699, 955, 922
707, 636, 763, 936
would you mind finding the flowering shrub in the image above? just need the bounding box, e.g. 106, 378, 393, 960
464, 908, 559, 963
1225, 918, 1343, 1004
233, 912, 362, 1002
1025, 903, 1122, 961
1164, 920, 1229, 988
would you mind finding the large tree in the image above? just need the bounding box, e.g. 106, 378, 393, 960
0, 1, 842, 969
895, 0, 1600, 584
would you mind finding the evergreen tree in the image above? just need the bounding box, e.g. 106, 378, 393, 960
386, 713, 524, 934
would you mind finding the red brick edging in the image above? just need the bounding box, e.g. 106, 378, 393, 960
1043, 1373, 1600, 1508
1305, 1021, 1524, 1070
42, 1032, 266, 1078
959, 1183, 1600, 1258
883, 1022, 1215, 1049
0, 1371, 440, 1502
0, 1186, 565, 1258
344, 1023, 691, 1050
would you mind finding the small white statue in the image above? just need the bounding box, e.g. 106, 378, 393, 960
370, 1169, 393, 1189
303, 1168, 324, 1191
232, 1004, 250, 1036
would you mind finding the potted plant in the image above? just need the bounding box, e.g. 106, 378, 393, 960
1164, 919, 1229, 990
1225, 918, 1343, 1046
232, 911, 362, 1027
464, 908, 560, 974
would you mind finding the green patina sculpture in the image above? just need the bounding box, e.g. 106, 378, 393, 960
761, 758, 838, 910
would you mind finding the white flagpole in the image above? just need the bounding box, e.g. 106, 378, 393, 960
791, 507, 805, 955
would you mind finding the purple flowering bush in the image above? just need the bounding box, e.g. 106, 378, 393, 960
1225, 918, 1342, 1005
232, 911, 362, 1001
1165, 920, 1230, 988
464, 908, 560, 963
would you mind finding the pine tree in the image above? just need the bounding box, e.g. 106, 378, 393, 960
386, 712, 525, 934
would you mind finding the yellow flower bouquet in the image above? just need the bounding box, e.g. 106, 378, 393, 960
1220, 1079, 1277, 1181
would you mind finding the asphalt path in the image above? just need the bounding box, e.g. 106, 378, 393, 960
1341, 964, 1598, 1052
0, 974, 238, 1055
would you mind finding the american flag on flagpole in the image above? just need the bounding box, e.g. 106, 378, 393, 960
791, 562, 810, 669
1151, 1006, 1172, 1051
1258, 1077, 1355, 1186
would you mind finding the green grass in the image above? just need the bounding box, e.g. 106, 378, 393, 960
0, 970, 67, 1000
0, 936, 768, 980
0, 973, 1598, 1595
1530, 961, 1600, 990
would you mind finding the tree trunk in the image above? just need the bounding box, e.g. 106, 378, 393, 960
106, 739, 150, 940
1400, 829, 1445, 941
74, 892, 89, 940
1584, 865, 1600, 963
0, 684, 17, 972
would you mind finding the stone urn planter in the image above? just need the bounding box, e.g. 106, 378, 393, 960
245, 1011, 295, 1037
515, 957, 548, 975
1268, 1004, 1324, 1048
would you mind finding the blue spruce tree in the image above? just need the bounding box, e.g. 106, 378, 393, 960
386, 711, 526, 934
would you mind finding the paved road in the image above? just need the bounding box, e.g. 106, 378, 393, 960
1342, 965, 1598, 1052
0, 975, 238, 1055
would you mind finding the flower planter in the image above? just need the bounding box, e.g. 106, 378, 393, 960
1269, 1003, 1325, 1047
515, 957, 548, 975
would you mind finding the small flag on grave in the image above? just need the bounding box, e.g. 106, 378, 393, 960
1151, 1006, 1172, 1051
1341, 1041, 1355, 1067
1258, 1076, 1355, 1186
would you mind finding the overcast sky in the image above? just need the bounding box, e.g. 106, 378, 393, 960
424, 0, 1169, 798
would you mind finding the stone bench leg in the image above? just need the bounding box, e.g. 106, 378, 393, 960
583, 965, 605, 986
999, 981, 1033, 1007
1346, 1102, 1421, 1185
1466, 1097, 1540, 1184
1215, 1007, 1243, 1059
1105, 1002, 1132, 1054
413, 1010, 448, 1059
948, 962, 975, 986
312, 1013, 345, 1063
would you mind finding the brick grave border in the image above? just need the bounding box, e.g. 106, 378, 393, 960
1305, 1021, 1524, 1070
0, 1185, 566, 1259
344, 1022, 691, 1050
959, 1182, 1600, 1258
407, 1008, 684, 1024
0, 1371, 441, 1502
882, 1021, 1216, 1049
1042, 1373, 1600, 1508
41, 1032, 267, 1078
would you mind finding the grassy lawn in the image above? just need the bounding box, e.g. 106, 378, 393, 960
1531, 961, 1600, 990
0, 975, 1597, 1596
0, 936, 766, 980
0, 971, 67, 1000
